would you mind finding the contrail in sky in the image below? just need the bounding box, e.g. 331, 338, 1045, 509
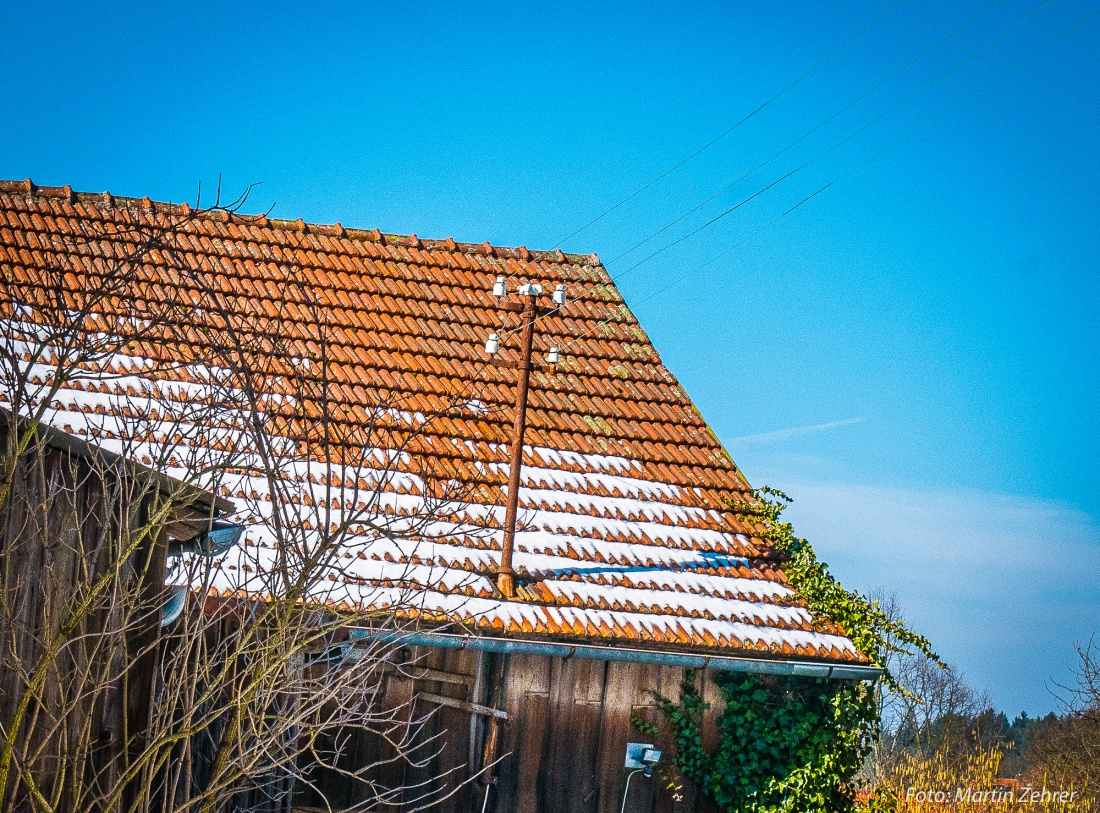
728, 417, 867, 445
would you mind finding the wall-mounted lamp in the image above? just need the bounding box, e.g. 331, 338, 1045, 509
621, 742, 662, 812
641, 748, 662, 776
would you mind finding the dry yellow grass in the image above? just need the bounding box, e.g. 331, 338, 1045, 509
869, 747, 1092, 812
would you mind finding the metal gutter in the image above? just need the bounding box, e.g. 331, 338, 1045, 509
349, 629, 882, 681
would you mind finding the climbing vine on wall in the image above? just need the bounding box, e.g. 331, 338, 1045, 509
737, 486, 942, 691
655, 669, 877, 812
649, 487, 943, 812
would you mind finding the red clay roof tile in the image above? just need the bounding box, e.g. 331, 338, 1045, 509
0, 180, 864, 666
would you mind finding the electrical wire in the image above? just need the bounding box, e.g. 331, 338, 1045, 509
607, 0, 1012, 266
485, 0, 955, 345
555, 5, 1100, 355
600, 0, 1058, 288
550, 0, 912, 250
440, 0, 1094, 413
501, 0, 1062, 351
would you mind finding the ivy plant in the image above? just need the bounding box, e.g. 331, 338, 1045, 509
655, 669, 877, 812
649, 487, 943, 812
735, 487, 941, 690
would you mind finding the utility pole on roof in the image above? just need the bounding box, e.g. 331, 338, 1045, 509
484, 277, 566, 598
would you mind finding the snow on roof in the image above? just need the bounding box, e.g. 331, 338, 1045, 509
0, 180, 862, 664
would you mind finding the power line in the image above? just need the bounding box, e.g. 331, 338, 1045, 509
554, 0, 1060, 319
602, 0, 1058, 288
456, 1, 1093, 411
493, 2, 931, 344
466, 0, 1055, 363
550, 0, 911, 250
484, 0, 1020, 354
557, 5, 1100, 353
607, 0, 1012, 266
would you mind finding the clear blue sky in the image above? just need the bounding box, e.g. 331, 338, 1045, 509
3, 0, 1097, 715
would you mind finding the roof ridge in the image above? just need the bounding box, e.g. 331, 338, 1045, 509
0, 178, 601, 268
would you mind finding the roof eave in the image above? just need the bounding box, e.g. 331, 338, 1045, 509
350, 628, 881, 681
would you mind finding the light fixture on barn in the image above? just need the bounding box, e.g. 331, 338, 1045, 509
482, 277, 567, 598
621, 743, 662, 812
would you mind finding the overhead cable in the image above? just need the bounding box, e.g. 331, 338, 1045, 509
551, 0, 911, 250
608, 0, 1012, 266
557, 6, 1100, 353
507, 0, 1061, 347
602, 0, 1059, 288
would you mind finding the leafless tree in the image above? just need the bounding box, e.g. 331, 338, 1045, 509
0, 191, 491, 813
1023, 634, 1099, 803
859, 591, 994, 785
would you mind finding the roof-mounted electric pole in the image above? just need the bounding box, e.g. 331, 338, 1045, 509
484, 278, 566, 598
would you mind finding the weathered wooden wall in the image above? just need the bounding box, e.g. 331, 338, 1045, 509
493, 650, 722, 813
301, 644, 724, 813
0, 427, 160, 812
0, 423, 225, 813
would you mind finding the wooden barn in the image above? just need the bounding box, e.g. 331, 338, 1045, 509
0, 180, 878, 812
0, 412, 235, 812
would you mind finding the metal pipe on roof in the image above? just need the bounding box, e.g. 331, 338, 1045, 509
489, 282, 571, 599
348, 629, 882, 681
497, 293, 537, 599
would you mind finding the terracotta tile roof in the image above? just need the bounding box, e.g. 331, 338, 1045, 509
0, 179, 863, 664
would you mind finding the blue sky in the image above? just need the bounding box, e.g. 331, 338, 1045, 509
3, 0, 1097, 714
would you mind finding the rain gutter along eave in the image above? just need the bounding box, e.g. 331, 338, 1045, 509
349, 629, 882, 681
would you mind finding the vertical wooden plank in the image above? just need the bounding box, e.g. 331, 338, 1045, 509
536, 655, 571, 812
494, 653, 551, 813
595, 660, 642, 813
650, 665, 687, 813
398, 645, 447, 809
40, 452, 80, 809
636, 661, 667, 813
582, 659, 612, 813
693, 666, 724, 813
344, 661, 384, 809
564, 657, 609, 813
123, 496, 168, 813
468, 650, 488, 777
400, 645, 444, 807
375, 658, 415, 807
434, 646, 478, 811
538, 655, 617, 812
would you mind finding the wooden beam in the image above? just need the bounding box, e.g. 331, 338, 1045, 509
417, 692, 508, 721
384, 664, 471, 686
